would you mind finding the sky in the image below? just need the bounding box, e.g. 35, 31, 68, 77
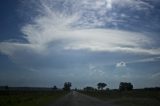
0, 0, 160, 89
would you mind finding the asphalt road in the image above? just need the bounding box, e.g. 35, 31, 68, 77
47, 91, 118, 106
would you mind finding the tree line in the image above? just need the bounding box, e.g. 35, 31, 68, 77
53, 82, 133, 91
1, 82, 160, 91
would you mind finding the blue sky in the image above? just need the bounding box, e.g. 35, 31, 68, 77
0, 0, 160, 89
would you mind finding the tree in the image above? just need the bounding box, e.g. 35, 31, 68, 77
84, 86, 95, 91
74, 88, 78, 91
52, 85, 58, 90
4, 86, 9, 90
97, 83, 107, 90
119, 82, 133, 91
63, 82, 72, 91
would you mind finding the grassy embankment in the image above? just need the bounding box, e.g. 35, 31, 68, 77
80, 90, 160, 106
0, 90, 68, 106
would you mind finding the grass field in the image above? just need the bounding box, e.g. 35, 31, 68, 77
80, 90, 160, 106
0, 90, 68, 106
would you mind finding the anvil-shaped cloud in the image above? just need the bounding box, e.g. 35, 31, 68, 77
0, 0, 160, 88
0, 0, 159, 57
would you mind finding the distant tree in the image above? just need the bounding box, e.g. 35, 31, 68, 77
119, 82, 133, 91
106, 88, 110, 91
144, 87, 160, 91
63, 82, 72, 91
4, 86, 9, 90
52, 85, 58, 90
84, 86, 95, 91
74, 88, 77, 91
97, 83, 107, 90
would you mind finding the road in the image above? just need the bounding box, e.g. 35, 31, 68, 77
47, 91, 118, 106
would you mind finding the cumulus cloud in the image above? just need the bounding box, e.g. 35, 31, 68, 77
116, 61, 126, 67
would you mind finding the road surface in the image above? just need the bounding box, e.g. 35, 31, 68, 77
47, 91, 118, 106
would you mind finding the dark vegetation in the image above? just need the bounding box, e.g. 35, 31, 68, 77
97, 83, 107, 90
80, 82, 160, 106
1, 81, 160, 106
63, 82, 72, 91
0, 90, 67, 106
119, 82, 133, 91
52, 86, 58, 90
84, 86, 96, 91
0, 82, 72, 106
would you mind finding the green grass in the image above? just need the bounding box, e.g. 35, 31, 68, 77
80, 90, 160, 106
0, 90, 68, 106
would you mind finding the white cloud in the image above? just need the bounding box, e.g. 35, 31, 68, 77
81, 0, 153, 10
106, 0, 112, 9
151, 72, 160, 79
116, 61, 126, 67
88, 64, 106, 79
0, 0, 159, 57
130, 56, 160, 63
111, 0, 154, 10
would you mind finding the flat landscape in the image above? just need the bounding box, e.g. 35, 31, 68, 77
0, 90, 160, 106
0, 90, 67, 106
48, 91, 117, 106
81, 90, 160, 106
0, 0, 160, 106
